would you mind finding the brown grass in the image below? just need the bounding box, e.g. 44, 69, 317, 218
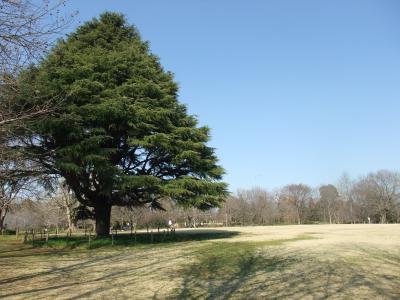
1, 224, 400, 299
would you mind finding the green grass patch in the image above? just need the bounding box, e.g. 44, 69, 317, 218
257, 234, 316, 246
0, 235, 18, 241
174, 234, 315, 298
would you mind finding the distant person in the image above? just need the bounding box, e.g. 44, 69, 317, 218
168, 219, 173, 229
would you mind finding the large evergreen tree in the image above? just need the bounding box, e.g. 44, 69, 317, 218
17, 12, 227, 236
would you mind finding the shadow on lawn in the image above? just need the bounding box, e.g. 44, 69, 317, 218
173, 243, 297, 299
1, 233, 400, 299
168, 239, 400, 300
31, 229, 240, 250
0, 229, 240, 298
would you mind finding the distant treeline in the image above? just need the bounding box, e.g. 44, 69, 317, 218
222, 170, 400, 225
3, 170, 400, 232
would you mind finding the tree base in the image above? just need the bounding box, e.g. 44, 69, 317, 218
94, 204, 111, 237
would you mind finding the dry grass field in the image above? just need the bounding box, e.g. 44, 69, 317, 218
1, 224, 400, 299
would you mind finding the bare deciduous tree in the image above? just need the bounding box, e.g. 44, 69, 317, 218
337, 173, 356, 223
51, 182, 78, 231
0, 0, 74, 126
319, 184, 339, 224
237, 188, 277, 225
354, 170, 400, 224
280, 184, 312, 225
0, 164, 32, 232
0, 0, 75, 182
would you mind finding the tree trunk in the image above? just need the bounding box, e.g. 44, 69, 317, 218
297, 209, 301, 225
94, 204, 112, 237
0, 215, 4, 234
65, 205, 76, 232
0, 206, 9, 232
0, 209, 4, 230
350, 201, 354, 224
380, 213, 386, 224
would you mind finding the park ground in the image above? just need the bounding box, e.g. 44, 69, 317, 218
1, 224, 400, 299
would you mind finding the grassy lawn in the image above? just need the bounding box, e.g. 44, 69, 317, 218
1, 224, 400, 299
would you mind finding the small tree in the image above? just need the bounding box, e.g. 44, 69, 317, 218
0, 163, 32, 232
51, 182, 78, 231
17, 13, 228, 236
0, 178, 24, 233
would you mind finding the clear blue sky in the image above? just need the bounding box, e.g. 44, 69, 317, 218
62, 0, 400, 191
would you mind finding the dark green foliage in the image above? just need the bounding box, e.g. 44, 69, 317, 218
17, 12, 228, 235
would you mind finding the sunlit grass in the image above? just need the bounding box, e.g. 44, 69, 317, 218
1, 225, 399, 299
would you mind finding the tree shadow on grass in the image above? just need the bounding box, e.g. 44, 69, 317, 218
2, 233, 400, 299
176, 249, 297, 299
29, 229, 240, 250
0, 229, 241, 298
170, 240, 300, 300
0, 241, 195, 298
169, 240, 400, 300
